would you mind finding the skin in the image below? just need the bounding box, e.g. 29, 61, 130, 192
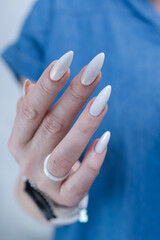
12, 0, 159, 225
151, 0, 160, 12
9, 60, 109, 223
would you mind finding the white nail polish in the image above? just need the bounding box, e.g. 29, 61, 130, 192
81, 53, 105, 85
95, 131, 111, 154
50, 51, 74, 81
22, 79, 30, 97
89, 85, 112, 117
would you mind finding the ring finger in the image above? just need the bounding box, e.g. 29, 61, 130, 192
45, 85, 111, 180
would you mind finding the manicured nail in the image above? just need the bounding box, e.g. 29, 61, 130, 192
95, 131, 111, 154
22, 79, 31, 97
81, 53, 105, 85
89, 85, 112, 117
50, 51, 74, 81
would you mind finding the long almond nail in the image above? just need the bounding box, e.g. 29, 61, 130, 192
81, 53, 105, 86
50, 51, 74, 81
22, 79, 31, 97
95, 131, 111, 154
89, 85, 111, 117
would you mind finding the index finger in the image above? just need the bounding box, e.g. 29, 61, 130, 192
12, 51, 73, 145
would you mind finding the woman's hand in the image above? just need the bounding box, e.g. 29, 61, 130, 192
8, 51, 111, 208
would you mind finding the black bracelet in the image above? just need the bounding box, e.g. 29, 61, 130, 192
24, 180, 56, 220
24, 179, 89, 224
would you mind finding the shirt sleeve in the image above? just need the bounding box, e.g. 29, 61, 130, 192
1, 0, 52, 82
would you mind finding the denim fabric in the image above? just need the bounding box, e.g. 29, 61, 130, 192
2, 0, 160, 239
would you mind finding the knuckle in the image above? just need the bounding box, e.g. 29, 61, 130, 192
80, 121, 96, 136
79, 125, 90, 135
49, 152, 69, 174
21, 99, 38, 121
42, 114, 66, 136
68, 84, 84, 103
38, 79, 53, 96
85, 161, 100, 177
67, 183, 85, 198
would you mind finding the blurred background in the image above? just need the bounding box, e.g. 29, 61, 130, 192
1, 0, 160, 239
0, 0, 52, 239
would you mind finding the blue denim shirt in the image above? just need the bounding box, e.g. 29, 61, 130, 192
2, 0, 160, 239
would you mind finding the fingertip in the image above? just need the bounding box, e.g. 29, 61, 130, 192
50, 51, 74, 81
95, 131, 111, 154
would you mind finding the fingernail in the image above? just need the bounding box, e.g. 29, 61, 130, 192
95, 131, 111, 154
81, 53, 105, 86
50, 51, 74, 81
22, 79, 31, 97
89, 85, 112, 117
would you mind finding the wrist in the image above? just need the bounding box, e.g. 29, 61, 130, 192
24, 179, 89, 226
